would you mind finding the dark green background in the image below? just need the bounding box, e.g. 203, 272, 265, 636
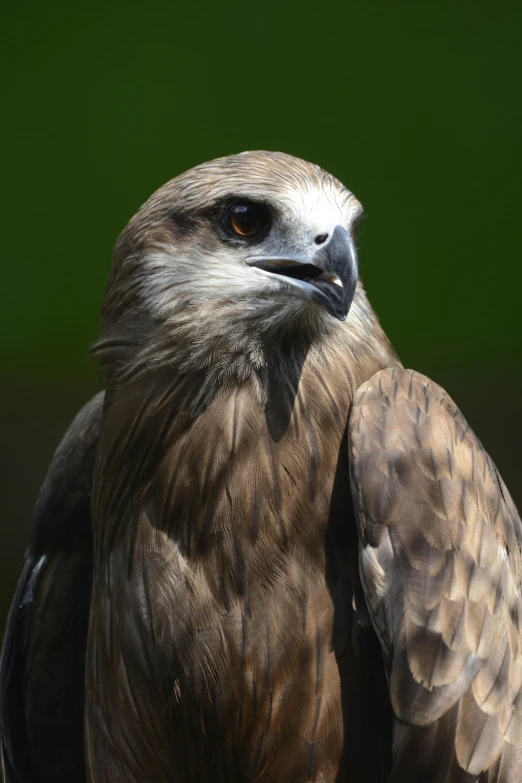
1, 1, 520, 626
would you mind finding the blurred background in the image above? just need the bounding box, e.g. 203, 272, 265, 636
0, 1, 520, 627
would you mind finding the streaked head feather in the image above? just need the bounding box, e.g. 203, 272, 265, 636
93, 151, 395, 409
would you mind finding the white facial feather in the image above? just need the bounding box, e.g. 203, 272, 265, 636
287, 182, 361, 241
140, 178, 360, 324
96, 151, 394, 396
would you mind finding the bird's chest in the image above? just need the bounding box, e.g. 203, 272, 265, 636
93, 379, 354, 780
147, 380, 351, 603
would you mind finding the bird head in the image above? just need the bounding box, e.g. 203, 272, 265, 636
95, 152, 386, 390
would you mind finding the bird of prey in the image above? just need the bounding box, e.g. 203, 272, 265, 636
1, 151, 521, 783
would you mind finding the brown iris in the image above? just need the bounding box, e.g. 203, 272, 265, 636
225, 203, 269, 238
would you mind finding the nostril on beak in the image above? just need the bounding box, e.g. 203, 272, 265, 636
315, 233, 329, 245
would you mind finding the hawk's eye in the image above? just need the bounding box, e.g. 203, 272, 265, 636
225, 203, 269, 238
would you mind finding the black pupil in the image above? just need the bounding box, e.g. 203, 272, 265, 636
230, 204, 263, 236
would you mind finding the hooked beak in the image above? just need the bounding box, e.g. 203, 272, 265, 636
245, 225, 358, 321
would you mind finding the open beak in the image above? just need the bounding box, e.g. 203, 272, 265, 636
245, 225, 358, 321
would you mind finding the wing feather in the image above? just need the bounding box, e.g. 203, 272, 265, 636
0, 392, 104, 782
349, 368, 522, 780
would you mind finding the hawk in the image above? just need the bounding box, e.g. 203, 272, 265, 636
1, 151, 521, 782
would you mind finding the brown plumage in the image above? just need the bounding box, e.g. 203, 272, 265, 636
350, 368, 522, 781
1, 151, 520, 782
